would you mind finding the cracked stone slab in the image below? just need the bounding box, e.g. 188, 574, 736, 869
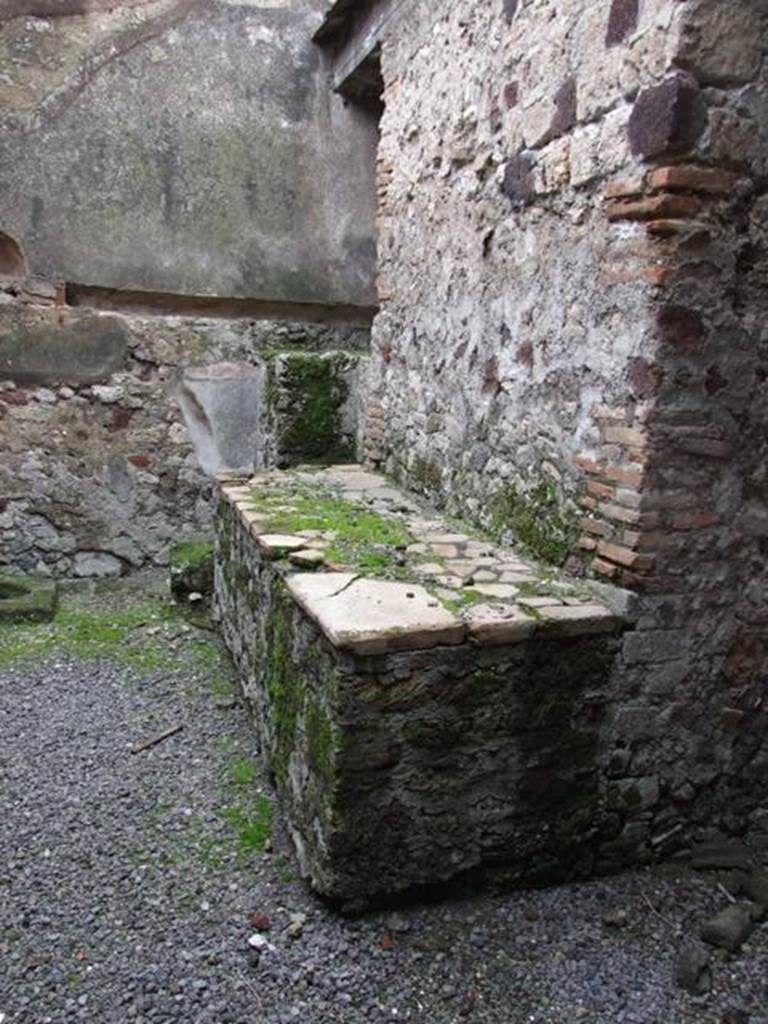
286, 574, 466, 655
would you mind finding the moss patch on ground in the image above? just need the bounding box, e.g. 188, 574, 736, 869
0, 601, 181, 672
220, 755, 273, 857
0, 583, 237, 683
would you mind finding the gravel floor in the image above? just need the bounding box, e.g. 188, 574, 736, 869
1, 580, 767, 1024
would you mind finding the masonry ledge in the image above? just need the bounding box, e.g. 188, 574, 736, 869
218, 464, 623, 655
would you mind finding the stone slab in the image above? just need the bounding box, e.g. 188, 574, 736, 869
289, 549, 326, 568
0, 314, 128, 385
464, 603, 537, 645
537, 603, 618, 636
0, 576, 57, 623
257, 535, 310, 558
287, 574, 466, 654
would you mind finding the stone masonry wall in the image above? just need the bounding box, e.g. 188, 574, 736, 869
0, 298, 368, 576
0, 0, 379, 576
363, 0, 768, 851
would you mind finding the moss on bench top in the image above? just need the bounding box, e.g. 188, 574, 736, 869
219, 464, 624, 654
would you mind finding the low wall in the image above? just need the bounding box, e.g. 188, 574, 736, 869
212, 466, 675, 907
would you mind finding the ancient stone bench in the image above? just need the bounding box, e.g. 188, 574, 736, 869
214, 464, 626, 907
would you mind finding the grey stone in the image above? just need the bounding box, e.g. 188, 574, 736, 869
463, 603, 536, 645
607, 777, 660, 813
700, 905, 754, 952
674, 942, 712, 993
0, 314, 128, 384
72, 552, 123, 578
691, 842, 755, 871
745, 868, 768, 907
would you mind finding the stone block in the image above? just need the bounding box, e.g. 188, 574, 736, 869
178, 362, 265, 477
0, 575, 57, 623
700, 905, 754, 952
169, 538, 215, 604
0, 314, 128, 385
270, 351, 360, 466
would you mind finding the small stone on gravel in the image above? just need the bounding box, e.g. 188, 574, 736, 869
701, 905, 754, 952
674, 941, 712, 993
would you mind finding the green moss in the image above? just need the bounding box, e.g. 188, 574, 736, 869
0, 576, 57, 623
248, 483, 411, 579
433, 587, 488, 614
305, 698, 335, 786
265, 585, 303, 785
169, 540, 214, 571
226, 755, 258, 786
491, 478, 579, 567
269, 352, 354, 463
221, 797, 272, 855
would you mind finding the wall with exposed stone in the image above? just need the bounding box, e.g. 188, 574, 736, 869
0, 300, 368, 576
359, 0, 768, 851
0, 0, 378, 576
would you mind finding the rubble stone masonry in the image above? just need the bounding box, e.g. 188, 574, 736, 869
365, 0, 768, 848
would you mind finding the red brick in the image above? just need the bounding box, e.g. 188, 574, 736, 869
0, 389, 29, 405
579, 495, 598, 511
675, 437, 732, 459
614, 488, 644, 509
604, 425, 647, 448
648, 165, 738, 196
578, 536, 598, 552
597, 541, 654, 571
587, 479, 615, 500
597, 266, 646, 287
606, 193, 702, 222
670, 511, 721, 530
634, 531, 663, 550
646, 219, 697, 237
603, 176, 646, 199
581, 516, 608, 536
575, 454, 601, 474
592, 558, 619, 579
644, 265, 674, 287
604, 465, 644, 488
598, 503, 644, 526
